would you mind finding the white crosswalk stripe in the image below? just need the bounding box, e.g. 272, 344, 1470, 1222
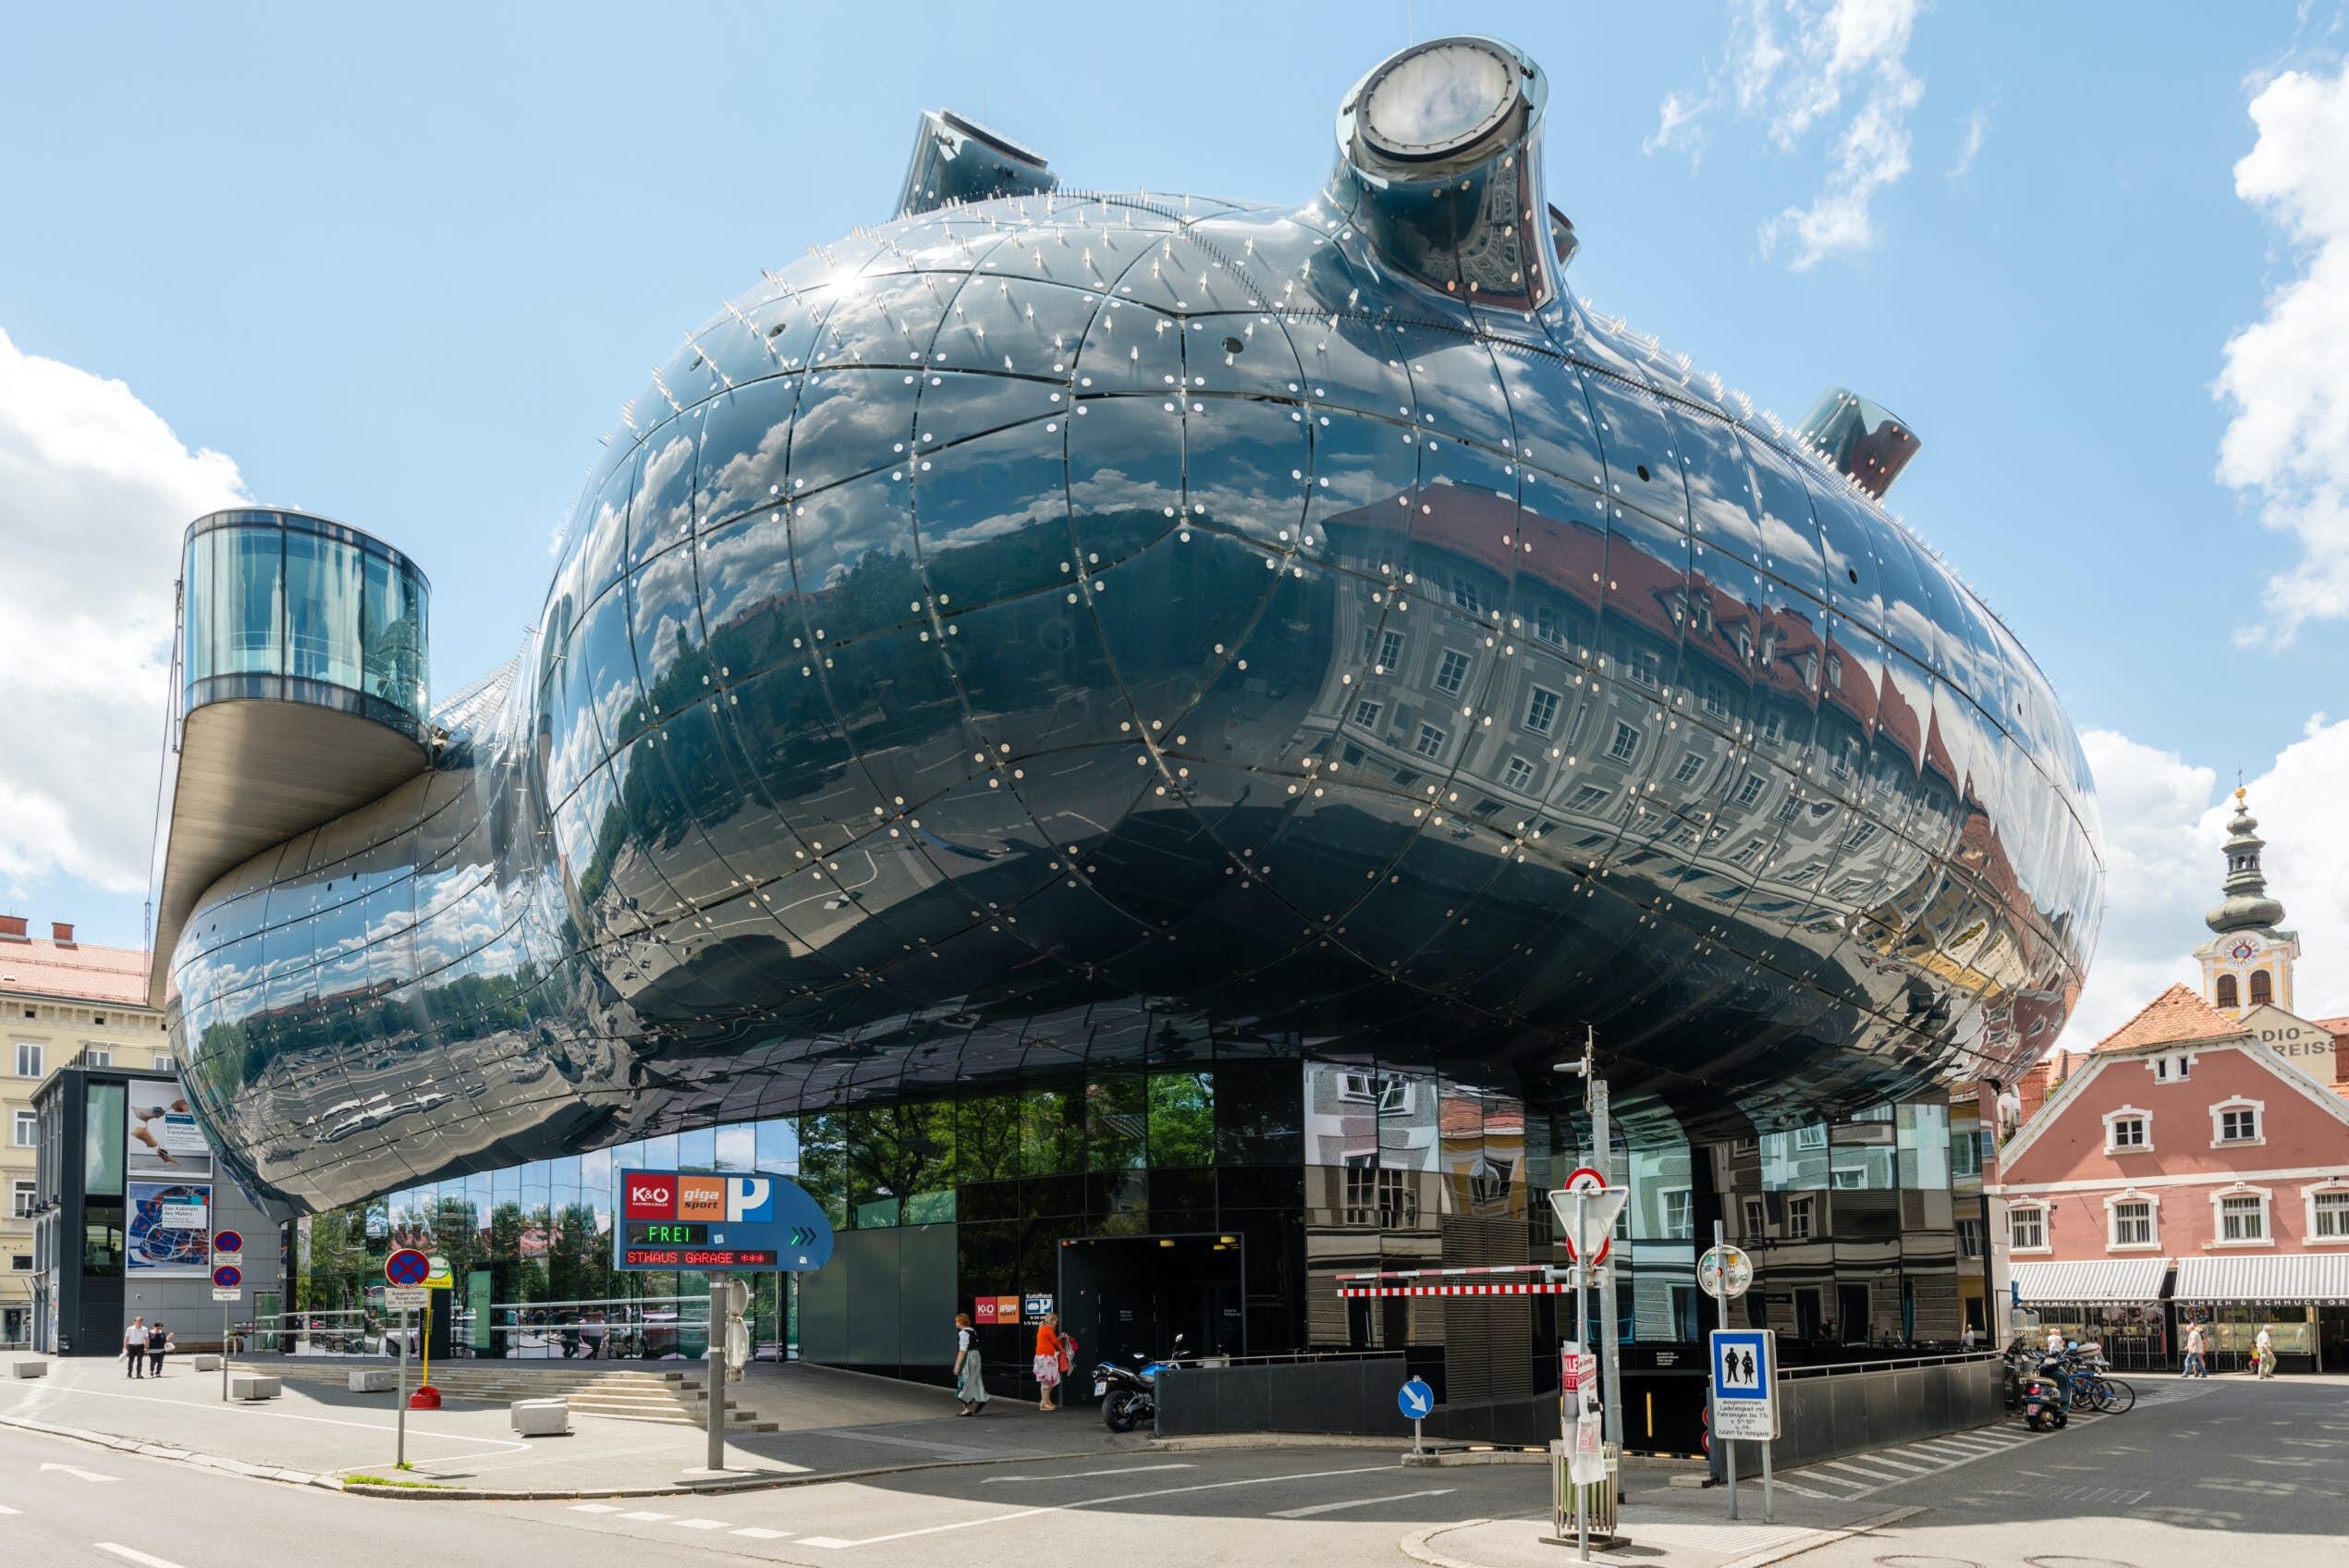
734, 1528, 792, 1540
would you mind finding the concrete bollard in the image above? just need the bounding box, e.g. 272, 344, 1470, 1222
228, 1374, 282, 1402
190, 1354, 223, 1372
7, 1360, 47, 1379
349, 1368, 398, 1392
511, 1398, 571, 1437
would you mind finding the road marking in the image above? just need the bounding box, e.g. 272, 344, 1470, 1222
618, 1510, 673, 1521
0, 1501, 18, 1513
1820, 1460, 1907, 1482
983, 1464, 1194, 1483
40, 1463, 117, 1482
1270, 1487, 1454, 1519
800, 1464, 1395, 1549
734, 1527, 792, 1539
5, 1387, 527, 1452
1764, 1481, 1841, 1500
674, 1519, 730, 1530
1845, 1452, 1928, 1473
570, 1503, 622, 1513
95, 1548, 185, 1568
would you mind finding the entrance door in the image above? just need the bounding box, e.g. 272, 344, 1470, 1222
1837, 1284, 1870, 1344
2319, 1305, 2349, 1374
1058, 1233, 1244, 1390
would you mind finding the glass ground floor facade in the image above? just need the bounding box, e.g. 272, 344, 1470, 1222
277, 1053, 1992, 1450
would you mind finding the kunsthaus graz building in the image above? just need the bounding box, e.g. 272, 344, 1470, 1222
147, 36, 2099, 1447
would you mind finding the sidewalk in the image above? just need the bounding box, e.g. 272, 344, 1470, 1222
0, 1349, 1132, 1497
1403, 1471, 1920, 1568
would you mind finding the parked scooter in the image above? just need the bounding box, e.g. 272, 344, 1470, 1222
2002, 1340, 2069, 1432
1095, 1333, 1188, 1433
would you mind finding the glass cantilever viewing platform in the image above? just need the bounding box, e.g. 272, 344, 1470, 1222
147, 508, 434, 1004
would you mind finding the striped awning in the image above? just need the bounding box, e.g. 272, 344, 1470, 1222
2173, 1253, 2349, 1306
2009, 1257, 2171, 1305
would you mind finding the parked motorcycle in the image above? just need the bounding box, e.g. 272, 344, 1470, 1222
1095, 1334, 1188, 1433
2003, 1341, 2069, 1432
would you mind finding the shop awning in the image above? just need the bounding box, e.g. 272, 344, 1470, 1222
2173, 1253, 2349, 1305
2009, 1258, 2172, 1305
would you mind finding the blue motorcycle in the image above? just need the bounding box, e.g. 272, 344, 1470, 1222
1095, 1334, 1188, 1433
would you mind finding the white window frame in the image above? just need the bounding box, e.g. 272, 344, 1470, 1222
2303, 1181, 2349, 1244
1607, 720, 1641, 763
1742, 1197, 1767, 1239
1434, 647, 1473, 697
12, 1040, 40, 1079
1502, 755, 1536, 792
9, 1109, 34, 1148
1413, 722, 1448, 760
2008, 1200, 2050, 1255
2103, 1189, 2159, 1251
1351, 698, 1384, 729
2209, 1183, 2274, 1248
1523, 686, 1561, 736
7, 1180, 32, 1219
1786, 1195, 1814, 1240
2101, 1106, 2152, 1155
2148, 1052, 2195, 1083
1660, 1187, 1694, 1240
1956, 1216, 1985, 1260
2209, 1096, 2265, 1148
82, 1047, 112, 1068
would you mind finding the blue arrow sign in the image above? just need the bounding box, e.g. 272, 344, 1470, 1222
1398, 1376, 1435, 1419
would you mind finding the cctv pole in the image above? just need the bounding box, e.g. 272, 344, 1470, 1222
1589, 1061, 1624, 1501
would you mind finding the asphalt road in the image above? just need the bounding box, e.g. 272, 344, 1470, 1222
5, 1373, 2343, 1568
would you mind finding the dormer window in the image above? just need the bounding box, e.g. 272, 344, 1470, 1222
2151, 1052, 2193, 1083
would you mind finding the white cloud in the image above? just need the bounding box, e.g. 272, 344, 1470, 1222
1947, 105, 1989, 179
1647, 1, 1927, 270
2214, 60, 2349, 644
2050, 717, 2349, 1052
0, 327, 248, 901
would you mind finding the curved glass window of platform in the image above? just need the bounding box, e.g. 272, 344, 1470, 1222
181, 509, 430, 737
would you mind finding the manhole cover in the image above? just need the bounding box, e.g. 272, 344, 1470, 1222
1874, 1557, 1982, 1568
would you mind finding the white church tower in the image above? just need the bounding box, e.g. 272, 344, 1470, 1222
2196, 786, 2298, 1018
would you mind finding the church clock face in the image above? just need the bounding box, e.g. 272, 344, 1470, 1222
2229, 938, 2259, 962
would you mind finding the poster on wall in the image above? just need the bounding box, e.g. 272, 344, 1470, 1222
128, 1180, 213, 1277
125, 1077, 211, 1179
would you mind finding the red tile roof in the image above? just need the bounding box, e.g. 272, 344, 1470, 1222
0, 935, 151, 1009
2090, 984, 2245, 1054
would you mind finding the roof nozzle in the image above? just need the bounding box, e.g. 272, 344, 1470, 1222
896, 109, 1056, 219
1328, 36, 1560, 312
1794, 386, 1920, 499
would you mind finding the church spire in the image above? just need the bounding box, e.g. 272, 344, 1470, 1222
2205, 786, 2286, 936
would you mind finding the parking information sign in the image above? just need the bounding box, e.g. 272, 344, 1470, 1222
1709, 1329, 1777, 1439
615, 1170, 835, 1273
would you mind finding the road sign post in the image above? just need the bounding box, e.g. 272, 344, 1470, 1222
1398, 1377, 1435, 1458
210, 1232, 245, 1403
1709, 1324, 1778, 1525
397, 1309, 410, 1468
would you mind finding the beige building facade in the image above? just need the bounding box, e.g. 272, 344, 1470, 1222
1, 915, 168, 1346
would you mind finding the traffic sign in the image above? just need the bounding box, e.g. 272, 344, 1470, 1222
615, 1169, 835, 1273
1398, 1376, 1435, 1419
211, 1229, 244, 1265
384, 1286, 428, 1310
212, 1263, 242, 1290
424, 1255, 453, 1288
212, 1287, 240, 1303
1698, 1244, 1754, 1300
385, 1248, 429, 1286
1709, 1329, 1777, 1439
1548, 1181, 1624, 1267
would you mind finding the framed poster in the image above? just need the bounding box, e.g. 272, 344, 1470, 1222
128, 1180, 213, 1277
125, 1077, 210, 1179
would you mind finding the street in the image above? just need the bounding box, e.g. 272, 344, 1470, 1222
2, 1372, 2343, 1567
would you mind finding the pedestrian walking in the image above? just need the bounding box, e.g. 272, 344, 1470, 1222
953, 1312, 988, 1415
123, 1316, 146, 1378
1034, 1312, 1063, 1412
146, 1319, 170, 1377
2255, 1324, 2275, 1379
2182, 1322, 2207, 1379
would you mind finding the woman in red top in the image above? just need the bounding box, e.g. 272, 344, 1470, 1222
1033, 1313, 1063, 1412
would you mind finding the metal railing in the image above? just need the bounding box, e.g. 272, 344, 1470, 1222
1780, 1349, 2001, 1380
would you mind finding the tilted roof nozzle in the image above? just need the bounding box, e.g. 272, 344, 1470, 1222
1795, 386, 1921, 499
1327, 35, 1560, 312
896, 109, 1056, 218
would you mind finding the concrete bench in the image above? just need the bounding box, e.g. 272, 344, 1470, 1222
7, 1360, 46, 1379
349, 1368, 398, 1392
228, 1374, 282, 1402
511, 1397, 570, 1437
190, 1354, 223, 1372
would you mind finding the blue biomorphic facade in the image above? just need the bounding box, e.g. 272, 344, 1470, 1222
160, 38, 2098, 1391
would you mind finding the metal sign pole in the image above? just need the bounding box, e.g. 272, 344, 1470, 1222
1591, 1072, 1624, 1502
1762, 1403, 1774, 1524
396, 1308, 410, 1469
1412, 1413, 1423, 1458
1574, 1190, 1590, 1564
220, 1305, 229, 1403
1714, 1219, 1735, 1521
705, 1280, 726, 1473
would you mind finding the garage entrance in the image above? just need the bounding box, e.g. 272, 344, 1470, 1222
1058, 1232, 1245, 1377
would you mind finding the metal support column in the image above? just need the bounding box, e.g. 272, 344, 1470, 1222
1591, 1071, 1624, 1500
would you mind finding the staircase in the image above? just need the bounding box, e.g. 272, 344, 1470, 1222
228, 1361, 778, 1430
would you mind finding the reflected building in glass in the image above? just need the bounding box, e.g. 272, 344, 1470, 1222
150, 37, 2099, 1439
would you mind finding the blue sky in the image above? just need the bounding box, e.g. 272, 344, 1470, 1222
4, 1, 2344, 1048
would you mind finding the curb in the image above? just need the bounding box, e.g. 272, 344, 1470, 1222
0, 1414, 1111, 1501
1401, 1504, 1925, 1568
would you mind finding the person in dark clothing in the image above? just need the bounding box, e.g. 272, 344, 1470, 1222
146, 1320, 169, 1377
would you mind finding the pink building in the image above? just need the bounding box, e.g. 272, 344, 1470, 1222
1991, 792, 2349, 1372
